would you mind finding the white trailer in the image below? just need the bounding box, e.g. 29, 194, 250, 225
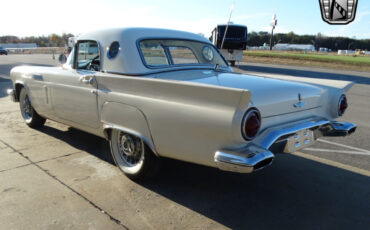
210, 24, 247, 66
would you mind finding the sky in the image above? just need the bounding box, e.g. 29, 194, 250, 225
1, 0, 370, 39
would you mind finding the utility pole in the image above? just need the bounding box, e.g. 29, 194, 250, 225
269, 14, 277, 51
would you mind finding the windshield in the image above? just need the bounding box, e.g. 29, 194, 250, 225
139, 39, 228, 68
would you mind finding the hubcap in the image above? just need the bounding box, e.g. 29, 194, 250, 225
120, 135, 135, 156
22, 95, 33, 120
117, 132, 143, 166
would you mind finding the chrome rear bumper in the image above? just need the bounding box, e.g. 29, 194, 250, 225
214, 119, 356, 173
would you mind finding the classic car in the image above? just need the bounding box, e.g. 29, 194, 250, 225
7, 28, 356, 180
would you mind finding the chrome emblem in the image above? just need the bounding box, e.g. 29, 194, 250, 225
319, 0, 358, 25
294, 93, 306, 108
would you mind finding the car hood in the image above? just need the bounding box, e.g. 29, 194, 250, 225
154, 69, 326, 117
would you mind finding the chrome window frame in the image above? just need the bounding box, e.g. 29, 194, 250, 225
73, 39, 102, 71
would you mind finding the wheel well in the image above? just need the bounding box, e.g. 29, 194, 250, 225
104, 128, 112, 140
14, 83, 24, 101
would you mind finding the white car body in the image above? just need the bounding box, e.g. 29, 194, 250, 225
7, 28, 356, 175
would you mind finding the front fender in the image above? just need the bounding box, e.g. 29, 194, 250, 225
100, 102, 157, 154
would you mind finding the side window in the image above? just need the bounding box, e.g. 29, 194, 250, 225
168, 46, 198, 64
76, 41, 100, 71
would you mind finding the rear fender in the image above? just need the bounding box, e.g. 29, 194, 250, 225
100, 102, 157, 155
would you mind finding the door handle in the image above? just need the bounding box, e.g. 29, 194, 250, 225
79, 75, 95, 85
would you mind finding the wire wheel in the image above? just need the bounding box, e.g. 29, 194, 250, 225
117, 132, 144, 167
109, 129, 160, 180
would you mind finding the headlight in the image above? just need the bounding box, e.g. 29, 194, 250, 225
242, 108, 261, 141
338, 94, 348, 116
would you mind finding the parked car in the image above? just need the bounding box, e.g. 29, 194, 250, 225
0, 47, 8, 55
7, 28, 356, 180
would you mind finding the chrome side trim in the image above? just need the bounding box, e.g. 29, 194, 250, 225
215, 144, 274, 173
7, 89, 16, 102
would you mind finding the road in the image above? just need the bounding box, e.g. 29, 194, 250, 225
0, 55, 369, 230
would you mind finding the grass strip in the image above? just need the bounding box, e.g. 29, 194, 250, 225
243, 51, 370, 66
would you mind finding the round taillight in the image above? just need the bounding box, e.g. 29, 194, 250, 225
242, 108, 261, 140
338, 95, 348, 116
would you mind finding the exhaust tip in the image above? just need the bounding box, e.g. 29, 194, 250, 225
348, 127, 356, 135
322, 122, 357, 137
253, 157, 274, 171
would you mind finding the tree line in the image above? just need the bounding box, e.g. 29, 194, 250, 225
0, 33, 74, 47
248, 31, 370, 51
1, 31, 370, 51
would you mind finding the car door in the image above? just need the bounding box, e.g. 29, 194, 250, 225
50, 40, 100, 128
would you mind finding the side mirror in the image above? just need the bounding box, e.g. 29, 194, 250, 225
58, 54, 67, 64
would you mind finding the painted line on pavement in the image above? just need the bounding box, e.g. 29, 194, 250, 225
294, 151, 370, 177
317, 139, 370, 153
303, 148, 370, 156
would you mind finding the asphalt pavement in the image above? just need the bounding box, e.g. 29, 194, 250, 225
0, 54, 369, 230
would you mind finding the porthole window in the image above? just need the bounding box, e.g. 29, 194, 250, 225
202, 46, 214, 62
107, 41, 120, 59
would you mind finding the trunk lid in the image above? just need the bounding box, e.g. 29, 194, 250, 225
154, 70, 325, 117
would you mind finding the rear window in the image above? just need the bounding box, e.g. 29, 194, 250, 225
168, 47, 198, 64
139, 39, 227, 68
139, 42, 169, 66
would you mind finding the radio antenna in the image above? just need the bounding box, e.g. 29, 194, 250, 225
220, 3, 234, 49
